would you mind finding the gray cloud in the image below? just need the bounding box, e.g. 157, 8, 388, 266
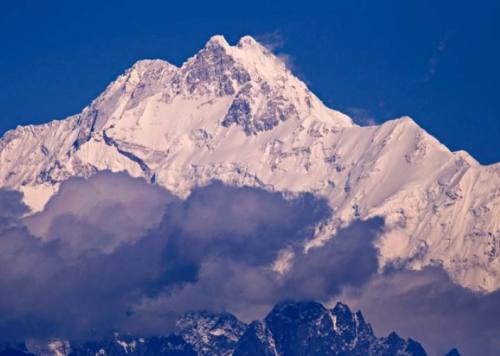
0, 190, 29, 219
1, 171, 499, 355
24, 172, 173, 256
341, 266, 500, 355
284, 217, 382, 299
0, 172, 337, 340
130, 217, 384, 332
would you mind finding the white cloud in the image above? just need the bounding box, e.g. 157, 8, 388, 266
345, 107, 378, 126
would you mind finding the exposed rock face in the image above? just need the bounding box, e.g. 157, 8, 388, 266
0, 35, 498, 291
176, 311, 247, 356
258, 301, 426, 356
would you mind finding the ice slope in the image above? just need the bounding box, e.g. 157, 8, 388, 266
0, 35, 498, 291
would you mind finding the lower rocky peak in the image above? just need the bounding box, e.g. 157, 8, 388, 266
1, 300, 458, 356
176, 311, 247, 356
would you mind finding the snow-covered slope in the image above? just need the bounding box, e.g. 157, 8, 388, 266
0, 35, 499, 291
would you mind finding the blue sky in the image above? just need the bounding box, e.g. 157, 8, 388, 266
1, 0, 499, 163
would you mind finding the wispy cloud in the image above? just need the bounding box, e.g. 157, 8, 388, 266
424, 39, 447, 82
345, 107, 378, 126
255, 30, 286, 52
255, 30, 309, 84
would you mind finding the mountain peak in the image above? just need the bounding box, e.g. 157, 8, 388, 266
237, 35, 264, 50
205, 34, 230, 48
204, 35, 267, 52
238, 35, 257, 44
1, 34, 498, 293
332, 301, 352, 314
129, 58, 175, 71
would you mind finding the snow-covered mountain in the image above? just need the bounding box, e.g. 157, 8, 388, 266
1, 300, 436, 356
0, 35, 498, 291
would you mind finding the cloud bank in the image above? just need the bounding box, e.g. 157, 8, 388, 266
0, 172, 337, 340
341, 266, 500, 355
0, 171, 499, 355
